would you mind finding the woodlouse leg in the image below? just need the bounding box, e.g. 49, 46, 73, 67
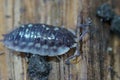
65, 29, 88, 64
78, 18, 92, 28
56, 56, 62, 61
65, 18, 91, 64
79, 30, 88, 41
65, 50, 80, 64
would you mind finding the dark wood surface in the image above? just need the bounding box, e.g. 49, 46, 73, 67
0, 0, 120, 80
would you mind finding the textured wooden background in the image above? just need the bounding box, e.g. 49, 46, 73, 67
0, 0, 120, 80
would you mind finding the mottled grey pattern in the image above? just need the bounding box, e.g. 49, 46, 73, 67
28, 55, 51, 80
3, 24, 76, 56
111, 16, 120, 35
96, 3, 114, 21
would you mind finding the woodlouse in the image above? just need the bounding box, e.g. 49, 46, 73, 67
3, 24, 76, 56
2, 20, 91, 63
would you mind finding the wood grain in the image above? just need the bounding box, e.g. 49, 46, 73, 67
0, 0, 120, 80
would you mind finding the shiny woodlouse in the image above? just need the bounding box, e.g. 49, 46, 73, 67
2, 20, 91, 63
